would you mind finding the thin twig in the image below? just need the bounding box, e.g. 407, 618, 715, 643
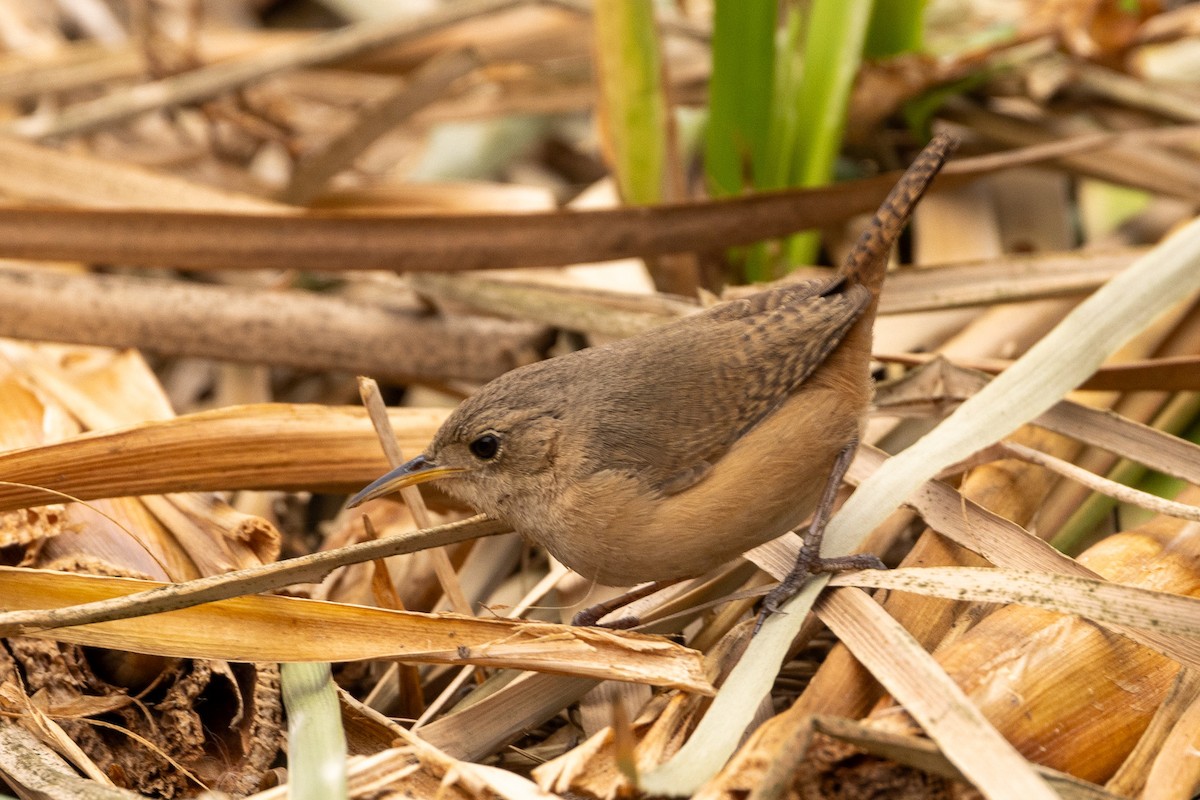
999, 441, 1200, 522
3, 0, 523, 139
943, 122, 1200, 175
281, 49, 481, 205
357, 377, 473, 615
0, 516, 510, 637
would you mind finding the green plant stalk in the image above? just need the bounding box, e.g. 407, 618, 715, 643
705, 0, 778, 282
784, 0, 875, 268
705, 0, 776, 197
864, 0, 926, 58
737, 6, 806, 282
764, 6, 805, 191
592, 0, 667, 205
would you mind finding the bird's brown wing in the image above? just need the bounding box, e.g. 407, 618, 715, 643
582, 280, 872, 495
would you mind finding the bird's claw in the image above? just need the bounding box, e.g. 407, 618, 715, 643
754, 553, 887, 634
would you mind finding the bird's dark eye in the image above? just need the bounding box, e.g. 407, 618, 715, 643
469, 433, 500, 460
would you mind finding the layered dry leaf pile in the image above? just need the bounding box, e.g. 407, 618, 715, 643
1, 1, 1200, 799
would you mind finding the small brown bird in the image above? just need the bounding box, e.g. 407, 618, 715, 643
351, 134, 955, 614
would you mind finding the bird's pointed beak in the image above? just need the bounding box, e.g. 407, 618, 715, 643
347, 454, 464, 508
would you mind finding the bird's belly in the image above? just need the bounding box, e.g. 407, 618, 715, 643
534, 384, 866, 586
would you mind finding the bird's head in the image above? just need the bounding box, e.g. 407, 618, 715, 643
347, 371, 568, 518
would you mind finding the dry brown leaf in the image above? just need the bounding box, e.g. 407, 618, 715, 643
0, 567, 711, 693
0, 403, 449, 512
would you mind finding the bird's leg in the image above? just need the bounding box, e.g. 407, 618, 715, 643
756, 440, 885, 631
572, 580, 676, 628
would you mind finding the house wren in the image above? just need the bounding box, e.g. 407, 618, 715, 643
351, 133, 956, 612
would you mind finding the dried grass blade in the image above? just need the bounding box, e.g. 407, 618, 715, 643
1035, 399, 1200, 485
280, 49, 480, 206
832, 567, 1200, 642
847, 445, 1200, 669
946, 102, 1200, 201
0, 568, 711, 692
878, 352, 1200, 392
999, 441, 1200, 521
814, 587, 1058, 800
385, 694, 566, 800
0, 135, 283, 211
0, 516, 506, 635
876, 360, 1200, 483
1107, 667, 1200, 796
418, 673, 600, 760
1139, 684, 1200, 800
0, 403, 449, 512
875, 247, 1139, 313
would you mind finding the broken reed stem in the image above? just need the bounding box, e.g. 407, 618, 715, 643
357, 377, 473, 616
0, 266, 550, 384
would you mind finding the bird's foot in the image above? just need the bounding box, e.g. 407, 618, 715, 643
753, 439, 887, 634
571, 580, 671, 628
754, 551, 886, 634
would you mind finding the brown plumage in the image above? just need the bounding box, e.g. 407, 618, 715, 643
351, 134, 956, 589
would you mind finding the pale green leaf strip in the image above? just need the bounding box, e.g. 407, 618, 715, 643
788, 0, 875, 188
762, 8, 805, 191
282, 663, 348, 800
638, 576, 829, 794
593, 0, 666, 205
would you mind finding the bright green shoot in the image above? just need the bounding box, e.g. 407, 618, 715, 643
706, 0, 928, 281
